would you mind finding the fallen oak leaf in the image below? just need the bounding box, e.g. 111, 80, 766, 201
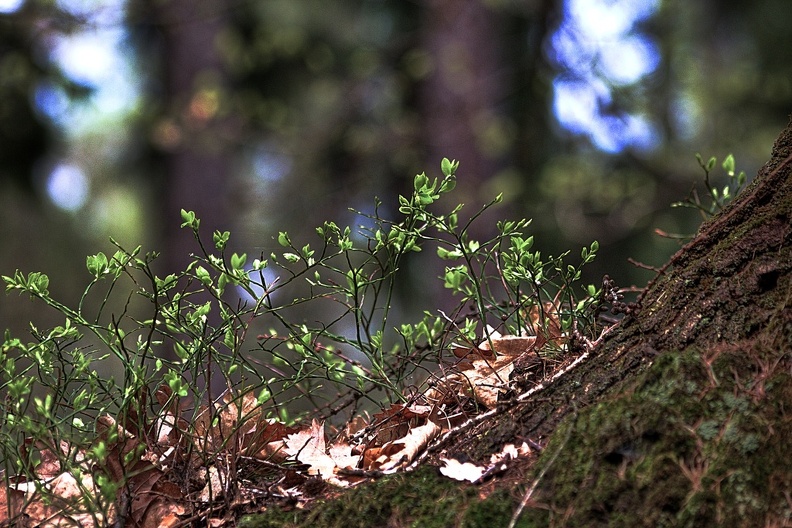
140, 499, 185, 528
246, 419, 301, 461
328, 441, 361, 472
6, 460, 112, 527
192, 388, 299, 460
438, 443, 534, 484
438, 457, 486, 483
377, 420, 441, 471
284, 420, 344, 484
199, 465, 226, 503
424, 352, 517, 408
481, 335, 542, 357
523, 299, 566, 342
366, 403, 433, 444
490, 442, 532, 464
427, 330, 543, 408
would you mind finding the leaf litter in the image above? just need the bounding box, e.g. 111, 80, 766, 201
1, 305, 598, 527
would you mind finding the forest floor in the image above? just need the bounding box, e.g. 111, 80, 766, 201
3, 130, 792, 528
236, 130, 792, 528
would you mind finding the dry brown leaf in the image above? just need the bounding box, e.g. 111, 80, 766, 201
438, 457, 486, 483
129, 465, 169, 523
490, 442, 531, 464
524, 300, 565, 341
361, 446, 384, 470
367, 403, 433, 445
199, 465, 226, 502
328, 441, 361, 471
0, 485, 9, 525
7, 467, 112, 528
141, 500, 185, 528
438, 443, 532, 484
246, 419, 300, 460
425, 352, 516, 408
193, 389, 298, 460
482, 335, 540, 356
452, 343, 495, 359
284, 419, 337, 481
426, 327, 544, 408
344, 414, 369, 438
376, 420, 441, 471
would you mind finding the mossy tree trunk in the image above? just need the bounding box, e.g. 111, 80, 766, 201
243, 117, 792, 528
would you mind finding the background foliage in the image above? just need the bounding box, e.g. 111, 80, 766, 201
1, 0, 790, 338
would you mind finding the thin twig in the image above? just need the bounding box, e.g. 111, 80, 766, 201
638, 151, 792, 306
408, 348, 592, 469
627, 258, 662, 273
507, 412, 574, 528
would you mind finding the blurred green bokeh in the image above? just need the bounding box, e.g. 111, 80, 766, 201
1, 0, 790, 339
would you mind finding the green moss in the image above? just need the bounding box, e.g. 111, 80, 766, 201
240, 467, 526, 528
528, 344, 792, 527
242, 324, 791, 528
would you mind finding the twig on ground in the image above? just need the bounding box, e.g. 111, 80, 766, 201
408, 347, 594, 470
507, 410, 574, 528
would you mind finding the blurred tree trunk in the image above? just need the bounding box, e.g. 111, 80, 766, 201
144, 0, 233, 275
414, 0, 559, 310
132, 0, 234, 378
419, 0, 506, 204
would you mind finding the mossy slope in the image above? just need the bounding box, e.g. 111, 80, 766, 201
239, 466, 522, 528
526, 334, 791, 527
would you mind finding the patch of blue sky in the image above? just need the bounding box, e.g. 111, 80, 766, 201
56, 0, 125, 26
237, 265, 280, 306
567, 0, 658, 40
549, 0, 661, 153
51, 27, 140, 130
598, 35, 660, 85
0, 0, 23, 13
253, 146, 293, 184
27, 0, 139, 134
46, 164, 89, 211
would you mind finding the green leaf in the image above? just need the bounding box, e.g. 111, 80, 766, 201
413, 172, 429, 191
437, 246, 463, 260
722, 153, 735, 175
180, 209, 199, 229
439, 175, 456, 193
277, 231, 291, 247
213, 230, 230, 250
155, 274, 178, 292
165, 371, 188, 397
217, 272, 229, 293
441, 158, 459, 177
443, 266, 468, 291
86, 252, 109, 278
231, 252, 247, 271
29, 272, 49, 295
195, 266, 212, 286
441, 158, 453, 176
257, 387, 271, 405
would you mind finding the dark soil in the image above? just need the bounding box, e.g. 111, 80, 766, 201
241, 117, 792, 527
